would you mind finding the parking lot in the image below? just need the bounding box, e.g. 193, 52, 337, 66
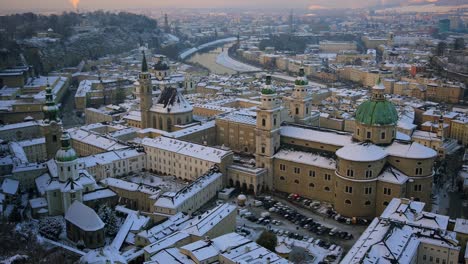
233, 193, 368, 260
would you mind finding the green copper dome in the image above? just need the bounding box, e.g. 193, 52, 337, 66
355, 100, 398, 126
55, 132, 78, 162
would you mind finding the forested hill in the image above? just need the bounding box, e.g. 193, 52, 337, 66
0, 11, 161, 73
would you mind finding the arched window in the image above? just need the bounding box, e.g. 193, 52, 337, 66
345, 199, 351, 204
381, 132, 386, 140
365, 170, 373, 178
324, 187, 330, 192
383, 201, 389, 206
158, 117, 163, 130
295, 108, 299, 115
309, 183, 315, 188
294, 180, 299, 184
347, 169, 354, 177
262, 119, 266, 127
365, 200, 371, 205
280, 176, 285, 180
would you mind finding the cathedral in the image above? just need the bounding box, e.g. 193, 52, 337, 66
137, 53, 193, 132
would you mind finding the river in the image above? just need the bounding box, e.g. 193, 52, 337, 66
187, 43, 238, 75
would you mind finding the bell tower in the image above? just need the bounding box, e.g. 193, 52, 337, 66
42, 79, 62, 159
255, 75, 281, 190
139, 52, 153, 129
289, 67, 313, 124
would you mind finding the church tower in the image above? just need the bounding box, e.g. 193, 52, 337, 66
256, 75, 281, 190
51, 131, 83, 215
289, 67, 313, 124
437, 115, 444, 140
139, 52, 153, 129
42, 80, 62, 159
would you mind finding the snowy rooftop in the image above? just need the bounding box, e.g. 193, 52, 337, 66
280, 126, 353, 147
82, 188, 117, 202
65, 201, 104, 232
1, 178, 19, 195
342, 198, 459, 264
386, 141, 437, 160
149, 248, 196, 264
144, 231, 191, 255
218, 112, 257, 126
181, 232, 288, 264
336, 143, 387, 162
154, 171, 222, 210
274, 149, 336, 170
454, 218, 468, 235
102, 178, 160, 196
182, 203, 236, 237
138, 212, 191, 244
377, 167, 409, 184
141, 137, 231, 163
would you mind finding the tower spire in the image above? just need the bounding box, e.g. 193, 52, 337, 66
142, 51, 148, 72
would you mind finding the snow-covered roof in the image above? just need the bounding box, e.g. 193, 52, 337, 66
154, 171, 222, 210
336, 143, 387, 162
151, 87, 192, 114
1, 178, 19, 195
82, 188, 117, 202
342, 198, 459, 264
144, 231, 190, 255
454, 218, 468, 235
29, 197, 47, 209
280, 126, 353, 147
65, 201, 104, 232
182, 203, 236, 237
386, 141, 437, 160
79, 246, 127, 264
274, 149, 336, 170
141, 137, 231, 163
378, 167, 409, 185
149, 248, 196, 264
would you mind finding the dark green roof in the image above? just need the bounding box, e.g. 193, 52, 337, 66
355, 100, 398, 126
261, 88, 275, 95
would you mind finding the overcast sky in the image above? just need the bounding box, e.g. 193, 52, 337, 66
0, 0, 438, 11
0, 0, 396, 10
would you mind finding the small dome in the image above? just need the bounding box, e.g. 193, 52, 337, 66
237, 194, 247, 201
56, 147, 78, 162
55, 132, 78, 162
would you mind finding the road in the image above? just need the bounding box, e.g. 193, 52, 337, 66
61, 87, 85, 129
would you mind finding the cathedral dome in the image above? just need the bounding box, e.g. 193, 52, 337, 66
355, 80, 398, 126
55, 132, 78, 162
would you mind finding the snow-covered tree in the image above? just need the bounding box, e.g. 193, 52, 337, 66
97, 204, 120, 236
38, 217, 63, 240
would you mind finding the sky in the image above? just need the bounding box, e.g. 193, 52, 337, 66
0, 0, 442, 11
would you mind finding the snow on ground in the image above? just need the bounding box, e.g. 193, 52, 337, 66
215, 50, 261, 72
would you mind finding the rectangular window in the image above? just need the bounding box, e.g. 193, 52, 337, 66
279, 164, 286, 171
367, 131, 371, 139
365, 170, 373, 178
347, 169, 354, 177
414, 184, 422, 192
294, 167, 300, 174
365, 187, 372, 194
384, 188, 392, 195
345, 186, 353, 193
415, 168, 423, 175
324, 174, 331, 181
309, 170, 315, 177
